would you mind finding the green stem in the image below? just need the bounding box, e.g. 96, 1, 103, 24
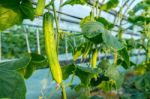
143, 21, 150, 63
61, 82, 67, 99
45, 0, 53, 8
52, 1, 59, 31
112, 0, 130, 65
118, 29, 123, 40
52, 0, 60, 53
96, 0, 99, 17
90, 0, 97, 21
98, 0, 105, 16
92, 0, 97, 12
69, 67, 76, 85
114, 50, 118, 65
146, 40, 150, 63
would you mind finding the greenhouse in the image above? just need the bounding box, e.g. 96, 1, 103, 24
0, 0, 150, 99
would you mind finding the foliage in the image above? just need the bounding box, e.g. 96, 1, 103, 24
0, 70, 26, 99
0, 0, 34, 31
1, 28, 77, 58
101, 0, 119, 11
0, 0, 150, 98
0, 53, 47, 98
121, 71, 150, 99
81, 20, 124, 50
61, 0, 88, 6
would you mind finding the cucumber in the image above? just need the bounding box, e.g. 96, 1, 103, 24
82, 42, 92, 59
35, 0, 46, 16
90, 49, 98, 68
73, 43, 84, 61
43, 12, 62, 84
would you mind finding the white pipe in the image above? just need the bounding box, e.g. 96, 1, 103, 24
65, 36, 69, 60
24, 26, 31, 53
36, 29, 41, 54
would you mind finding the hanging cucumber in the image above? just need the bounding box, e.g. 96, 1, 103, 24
43, 12, 62, 84
35, 0, 46, 16
82, 42, 92, 59
90, 49, 98, 68
73, 43, 85, 61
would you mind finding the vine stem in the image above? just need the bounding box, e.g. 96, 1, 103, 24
58, 0, 63, 26
146, 40, 150, 63
61, 82, 67, 99
113, 0, 130, 65
0, 32, 1, 61
51, 1, 67, 98
114, 50, 118, 65
52, 0, 60, 53
144, 22, 150, 63
98, 0, 105, 17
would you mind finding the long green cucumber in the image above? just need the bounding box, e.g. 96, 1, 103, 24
35, 0, 46, 16
90, 49, 98, 68
43, 12, 62, 84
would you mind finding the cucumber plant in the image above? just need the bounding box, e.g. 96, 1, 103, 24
0, 0, 150, 99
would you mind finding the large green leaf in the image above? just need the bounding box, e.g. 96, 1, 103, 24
0, 5, 23, 31
62, 0, 88, 6
62, 64, 76, 80
81, 21, 105, 38
80, 16, 91, 27
0, 70, 26, 99
0, 53, 46, 79
98, 59, 110, 70
0, 55, 31, 70
76, 66, 102, 86
0, 0, 19, 6
98, 81, 113, 92
90, 73, 109, 87
132, 3, 149, 13
129, 0, 150, 15
134, 72, 150, 96
19, 0, 35, 20
95, 17, 114, 29
85, 34, 103, 44
117, 59, 136, 69
24, 63, 36, 79
128, 16, 150, 25
118, 48, 130, 67
101, 0, 119, 11
0, 0, 34, 31
81, 21, 123, 50
126, 39, 137, 50
29, 53, 48, 68
62, 64, 102, 86
18, 53, 47, 78
102, 31, 124, 50
105, 66, 124, 89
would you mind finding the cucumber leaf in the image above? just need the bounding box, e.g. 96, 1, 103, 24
95, 17, 114, 29
0, 55, 31, 70
101, 0, 119, 11
81, 21, 105, 38
102, 31, 124, 50
0, 0, 34, 31
0, 70, 26, 99
62, 0, 88, 6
